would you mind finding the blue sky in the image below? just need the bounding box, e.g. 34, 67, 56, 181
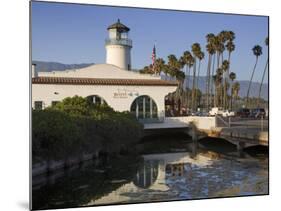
31, 1, 268, 82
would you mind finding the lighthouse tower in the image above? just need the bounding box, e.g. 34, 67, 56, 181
105, 19, 132, 70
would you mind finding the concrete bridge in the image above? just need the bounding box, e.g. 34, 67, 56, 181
142, 116, 269, 154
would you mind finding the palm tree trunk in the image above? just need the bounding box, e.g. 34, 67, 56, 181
211, 54, 216, 108
226, 52, 232, 109
186, 66, 190, 107
192, 60, 197, 111
216, 53, 221, 108
246, 56, 259, 107
258, 58, 268, 107
230, 92, 233, 111
196, 60, 201, 109
206, 53, 211, 111
184, 65, 188, 91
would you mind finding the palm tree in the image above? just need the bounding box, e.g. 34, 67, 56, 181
210, 45, 216, 108
218, 31, 227, 62
232, 81, 240, 109
212, 34, 226, 108
139, 66, 153, 74
186, 55, 195, 91
191, 43, 201, 111
167, 54, 181, 77
214, 67, 223, 107
258, 37, 269, 107
154, 58, 165, 76
246, 45, 263, 106
181, 51, 193, 91
225, 33, 235, 109
162, 64, 170, 80
229, 72, 236, 110
196, 51, 205, 108
205, 34, 216, 110
221, 60, 230, 109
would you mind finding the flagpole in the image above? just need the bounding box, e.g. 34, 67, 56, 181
152, 41, 156, 75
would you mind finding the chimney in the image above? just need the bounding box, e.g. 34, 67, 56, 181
32, 63, 37, 78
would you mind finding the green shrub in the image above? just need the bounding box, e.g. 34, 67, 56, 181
32, 96, 143, 163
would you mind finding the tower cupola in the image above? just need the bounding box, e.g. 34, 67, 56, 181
105, 19, 132, 70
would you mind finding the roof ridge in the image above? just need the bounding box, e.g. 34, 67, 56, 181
32, 76, 178, 86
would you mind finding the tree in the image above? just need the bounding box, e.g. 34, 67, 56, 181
225, 32, 236, 109
232, 82, 240, 110
154, 58, 165, 75
221, 60, 230, 109
214, 68, 223, 107
167, 54, 181, 79
181, 51, 193, 91
50, 95, 90, 116
246, 45, 263, 106
258, 37, 269, 107
205, 33, 216, 110
140, 66, 153, 75
229, 72, 236, 110
191, 43, 202, 111
195, 51, 205, 108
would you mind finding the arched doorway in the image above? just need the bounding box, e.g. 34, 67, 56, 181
86, 95, 108, 106
130, 95, 158, 119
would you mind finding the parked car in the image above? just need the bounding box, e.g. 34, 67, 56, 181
209, 107, 224, 116
250, 108, 266, 118
236, 108, 250, 118
222, 110, 235, 117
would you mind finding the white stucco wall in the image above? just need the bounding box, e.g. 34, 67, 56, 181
165, 116, 216, 130
32, 83, 176, 118
106, 45, 131, 70
38, 64, 160, 80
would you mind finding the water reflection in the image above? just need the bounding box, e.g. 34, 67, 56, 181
91, 152, 268, 205
32, 150, 268, 209
133, 160, 159, 189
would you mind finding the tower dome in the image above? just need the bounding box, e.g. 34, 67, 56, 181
105, 19, 132, 70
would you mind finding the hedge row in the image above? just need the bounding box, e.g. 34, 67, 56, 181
32, 96, 143, 163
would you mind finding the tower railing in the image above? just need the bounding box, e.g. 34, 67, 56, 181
105, 38, 132, 47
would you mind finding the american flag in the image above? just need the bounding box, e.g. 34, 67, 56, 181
151, 45, 156, 73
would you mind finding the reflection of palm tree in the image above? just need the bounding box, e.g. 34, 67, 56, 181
246, 45, 263, 106
258, 37, 269, 107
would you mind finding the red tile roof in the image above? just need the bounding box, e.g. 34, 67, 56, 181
32, 77, 178, 86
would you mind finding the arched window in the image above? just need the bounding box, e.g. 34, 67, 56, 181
130, 95, 157, 119
86, 95, 107, 106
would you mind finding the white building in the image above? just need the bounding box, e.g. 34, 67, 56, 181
32, 19, 177, 121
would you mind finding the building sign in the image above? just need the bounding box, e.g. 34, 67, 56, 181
113, 88, 139, 98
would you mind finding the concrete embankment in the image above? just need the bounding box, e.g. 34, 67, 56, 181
32, 152, 98, 177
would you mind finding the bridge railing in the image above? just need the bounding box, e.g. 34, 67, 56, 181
138, 117, 165, 124
216, 115, 268, 132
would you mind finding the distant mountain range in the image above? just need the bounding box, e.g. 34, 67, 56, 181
32, 61, 268, 100
166, 76, 268, 100
32, 61, 94, 72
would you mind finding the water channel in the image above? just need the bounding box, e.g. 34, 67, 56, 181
32, 134, 268, 210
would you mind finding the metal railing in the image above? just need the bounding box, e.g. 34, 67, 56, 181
138, 117, 165, 124
105, 38, 132, 47
216, 115, 268, 131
